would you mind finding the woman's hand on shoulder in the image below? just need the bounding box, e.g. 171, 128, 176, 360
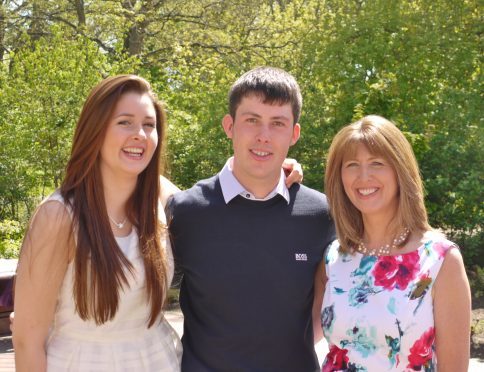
13, 200, 73, 371
283, 158, 303, 187
433, 246, 471, 371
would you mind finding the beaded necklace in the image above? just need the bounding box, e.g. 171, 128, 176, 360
357, 227, 410, 256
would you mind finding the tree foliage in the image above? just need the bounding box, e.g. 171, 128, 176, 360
0, 0, 482, 265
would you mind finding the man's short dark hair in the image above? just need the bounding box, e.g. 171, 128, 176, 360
228, 67, 303, 124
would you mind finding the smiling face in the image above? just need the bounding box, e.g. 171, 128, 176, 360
341, 143, 399, 222
100, 92, 158, 181
222, 94, 300, 196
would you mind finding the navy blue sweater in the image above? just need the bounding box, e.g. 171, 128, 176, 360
167, 176, 335, 372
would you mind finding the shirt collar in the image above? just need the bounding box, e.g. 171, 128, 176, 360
219, 157, 290, 204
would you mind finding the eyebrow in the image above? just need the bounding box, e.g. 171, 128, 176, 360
113, 113, 156, 119
239, 111, 291, 121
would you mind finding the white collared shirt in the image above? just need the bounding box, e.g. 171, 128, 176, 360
218, 157, 290, 204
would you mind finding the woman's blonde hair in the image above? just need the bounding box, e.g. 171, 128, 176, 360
325, 115, 431, 252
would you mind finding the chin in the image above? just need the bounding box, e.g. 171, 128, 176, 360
124, 166, 148, 177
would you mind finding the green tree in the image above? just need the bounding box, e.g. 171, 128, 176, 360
0, 0, 481, 265
0, 28, 138, 221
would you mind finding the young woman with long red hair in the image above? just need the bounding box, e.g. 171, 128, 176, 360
13, 75, 182, 371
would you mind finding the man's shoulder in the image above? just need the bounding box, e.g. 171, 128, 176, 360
291, 184, 329, 209
290, 184, 335, 242
170, 175, 221, 208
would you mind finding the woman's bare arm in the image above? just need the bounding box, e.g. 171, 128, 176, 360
433, 247, 471, 371
312, 260, 327, 343
159, 176, 181, 208
13, 201, 72, 372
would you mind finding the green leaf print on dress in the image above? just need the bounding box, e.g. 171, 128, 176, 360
341, 325, 378, 358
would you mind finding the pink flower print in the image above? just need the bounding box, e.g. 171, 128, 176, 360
372, 251, 420, 291
433, 240, 452, 259
407, 327, 435, 369
322, 344, 349, 372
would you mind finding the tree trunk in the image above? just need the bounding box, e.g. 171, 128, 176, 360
0, 2, 5, 61
74, 0, 86, 27
28, 1, 43, 41
122, 0, 157, 56
124, 24, 144, 56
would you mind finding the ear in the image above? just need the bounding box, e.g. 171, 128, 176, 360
222, 114, 234, 139
290, 123, 301, 146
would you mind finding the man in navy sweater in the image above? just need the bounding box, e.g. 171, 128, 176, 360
167, 67, 335, 371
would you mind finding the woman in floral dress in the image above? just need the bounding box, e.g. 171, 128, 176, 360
313, 115, 471, 371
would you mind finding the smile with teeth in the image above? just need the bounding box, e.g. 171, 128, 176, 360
123, 147, 144, 158
358, 187, 378, 196
251, 150, 272, 157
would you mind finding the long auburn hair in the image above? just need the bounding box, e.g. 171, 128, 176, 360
324, 115, 431, 253
61, 75, 168, 326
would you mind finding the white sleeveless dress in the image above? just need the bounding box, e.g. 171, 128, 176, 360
45, 192, 182, 371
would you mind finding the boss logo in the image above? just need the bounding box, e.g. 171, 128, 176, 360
295, 253, 308, 261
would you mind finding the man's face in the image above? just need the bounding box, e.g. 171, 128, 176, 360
222, 95, 300, 194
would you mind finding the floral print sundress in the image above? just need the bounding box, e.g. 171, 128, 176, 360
320, 233, 455, 371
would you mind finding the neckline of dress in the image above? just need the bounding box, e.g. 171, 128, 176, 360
114, 227, 136, 241
354, 239, 430, 258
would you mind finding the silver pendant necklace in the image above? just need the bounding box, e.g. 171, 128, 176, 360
108, 215, 128, 229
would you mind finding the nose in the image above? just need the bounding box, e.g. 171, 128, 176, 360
358, 165, 371, 180
132, 124, 147, 140
255, 125, 270, 143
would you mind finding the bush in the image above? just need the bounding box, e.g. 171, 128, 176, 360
453, 230, 484, 268
0, 219, 23, 258
468, 265, 484, 301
